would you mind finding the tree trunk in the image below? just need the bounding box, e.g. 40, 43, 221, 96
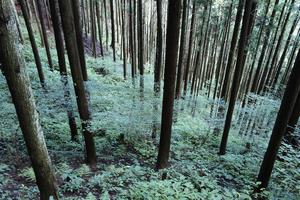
96, 1, 104, 57
156, 0, 182, 170
109, 0, 116, 61
36, 0, 53, 70
219, 0, 254, 155
220, 0, 244, 99
257, 49, 300, 190
175, 0, 188, 99
19, 0, 45, 88
71, 0, 88, 81
58, 0, 97, 166
154, 0, 163, 93
183, 0, 196, 96
49, 0, 79, 141
0, 1, 58, 198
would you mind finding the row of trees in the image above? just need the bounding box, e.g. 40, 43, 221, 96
0, 0, 299, 198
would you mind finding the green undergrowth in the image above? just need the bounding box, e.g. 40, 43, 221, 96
0, 22, 299, 200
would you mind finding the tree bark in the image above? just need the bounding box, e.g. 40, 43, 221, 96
36, 0, 53, 70
219, 0, 254, 155
71, 0, 88, 81
109, 0, 116, 61
49, 0, 79, 141
0, 1, 58, 198
156, 0, 182, 170
19, 0, 45, 88
58, 0, 97, 166
257, 49, 300, 190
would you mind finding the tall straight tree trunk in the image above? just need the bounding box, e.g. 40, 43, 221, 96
121, 0, 127, 79
19, 0, 45, 88
154, 0, 163, 93
257, 49, 300, 190
175, 0, 188, 99
103, 0, 109, 50
96, 1, 104, 57
129, 0, 136, 78
183, 0, 196, 96
32, 0, 45, 47
36, 0, 53, 70
58, 0, 97, 166
49, 0, 78, 141
0, 1, 58, 198
156, 0, 182, 170
137, 0, 144, 75
90, 0, 97, 57
219, 0, 254, 155
109, 0, 116, 61
137, 0, 144, 99
220, 0, 244, 99
72, 0, 88, 81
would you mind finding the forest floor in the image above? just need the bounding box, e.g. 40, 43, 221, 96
0, 26, 300, 200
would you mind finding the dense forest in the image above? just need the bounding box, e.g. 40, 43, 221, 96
0, 0, 299, 199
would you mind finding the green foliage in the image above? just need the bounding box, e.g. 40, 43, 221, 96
20, 167, 35, 182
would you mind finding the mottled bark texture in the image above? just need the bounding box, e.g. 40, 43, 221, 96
0, 1, 58, 199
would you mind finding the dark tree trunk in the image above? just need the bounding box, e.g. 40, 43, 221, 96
257, 49, 300, 190
58, 0, 97, 166
154, 0, 163, 93
19, 0, 45, 88
96, 1, 104, 57
121, 0, 127, 79
183, 0, 196, 96
71, 0, 88, 81
220, 0, 244, 99
156, 0, 182, 170
109, 0, 116, 61
36, 0, 53, 70
138, 0, 144, 75
219, 0, 254, 155
49, 0, 79, 141
129, 0, 136, 78
175, 0, 188, 99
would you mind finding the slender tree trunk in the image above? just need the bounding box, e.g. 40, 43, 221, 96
19, 0, 45, 88
257, 49, 300, 190
129, 0, 136, 78
58, 0, 97, 166
156, 0, 182, 170
36, 0, 53, 70
137, 0, 144, 75
109, 0, 116, 61
96, 1, 104, 57
0, 1, 58, 198
183, 0, 196, 96
154, 0, 163, 93
219, 0, 254, 155
220, 0, 244, 99
103, 0, 109, 50
175, 0, 188, 99
90, 0, 97, 57
72, 0, 88, 81
121, 0, 127, 78
49, 0, 79, 141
